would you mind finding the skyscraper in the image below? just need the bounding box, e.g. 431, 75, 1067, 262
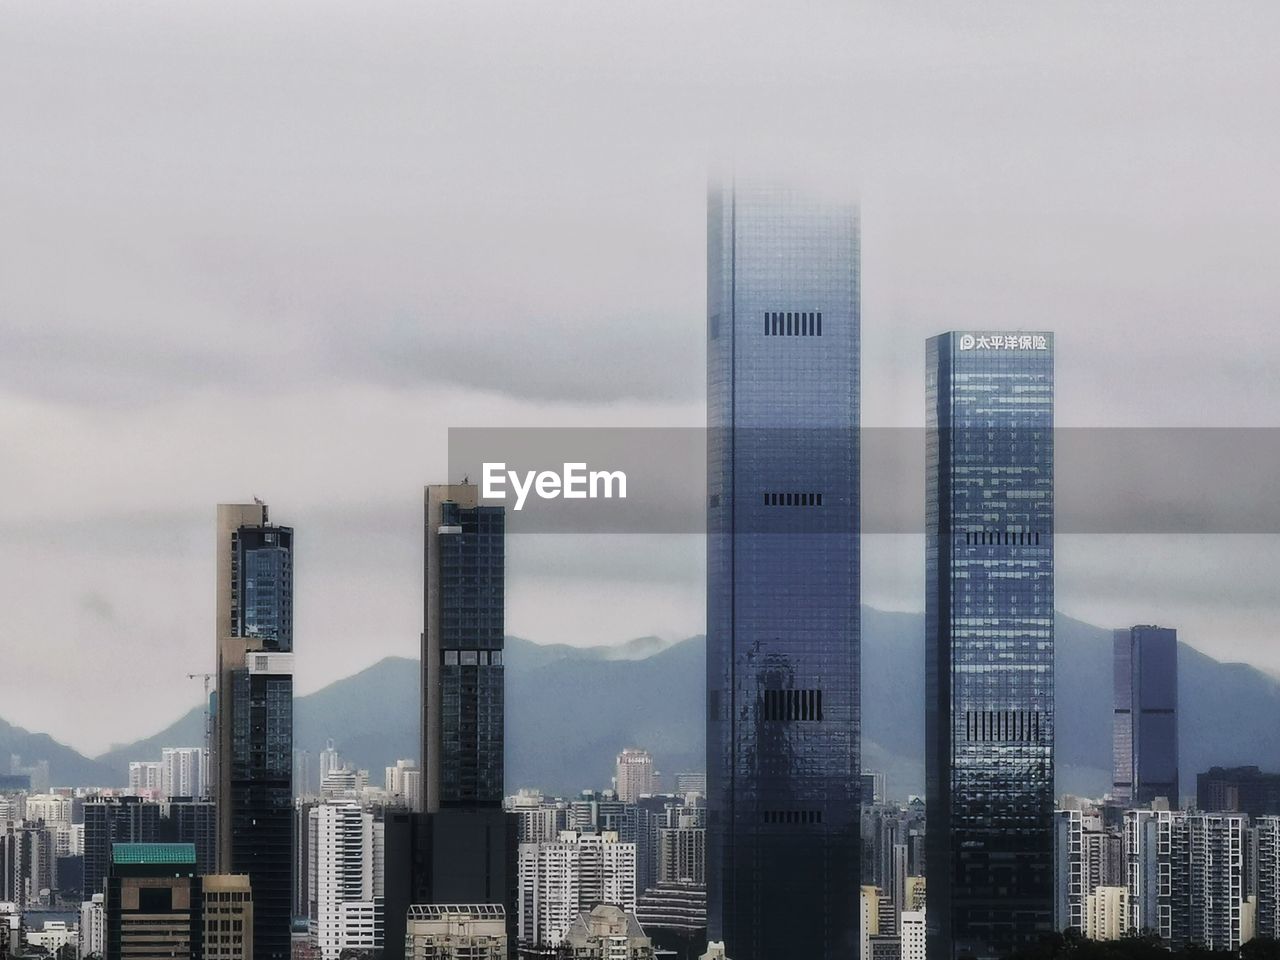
925, 331, 1055, 960
706, 180, 862, 960
213, 502, 294, 960
105, 843, 203, 960
382, 485, 516, 959
1113, 626, 1179, 806
615, 749, 656, 804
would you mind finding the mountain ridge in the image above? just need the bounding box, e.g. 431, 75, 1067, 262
4, 610, 1277, 798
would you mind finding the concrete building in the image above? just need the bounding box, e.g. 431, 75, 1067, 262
128, 762, 164, 796
203, 874, 253, 960
162, 748, 205, 801
79, 893, 106, 958
308, 801, 384, 960
405, 904, 507, 960
386, 761, 423, 812
615, 750, 656, 804
901, 910, 926, 960
517, 831, 637, 950
1084, 886, 1128, 941
559, 904, 653, 960
1257, 817, 1280, 941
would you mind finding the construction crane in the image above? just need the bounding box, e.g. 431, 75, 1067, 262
188, 673, 214, 799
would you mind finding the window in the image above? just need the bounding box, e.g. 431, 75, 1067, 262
763, 311, 823, 336
761, 688, 823, 721
763, 492, 823, 506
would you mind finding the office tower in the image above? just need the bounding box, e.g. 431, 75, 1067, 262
307, 801, 384, 960
1198, 766, 1280, 818
1257, 817, 1280, 941
202, 874, 253, 960
405, 904, 508, 960
382, 484, 516, 960
705, 179, 862, 960
616, 749, 656, 804
560, 904, 655, 960
517, 830, 638, 950
213, 501, 294, 960
925, 330, 1055, 960
162, 748, 206, 801
1083, 887, 1128, 941
1113, 626, 1179, 806
105, 843, 202, 959
79, 893, 106, 958
83, 797, 215, 903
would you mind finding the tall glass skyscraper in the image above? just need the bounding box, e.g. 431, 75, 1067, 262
382, 484, 516, 959
1113, 625, 1179, 806
925, 331, 1055, 960
706, 180, 861, 960
214, 502, 294, 960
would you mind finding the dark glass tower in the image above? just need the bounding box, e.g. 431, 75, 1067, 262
214, 502, 293, 960
706, 180, 861, 960
1113, 626, 1179, 806
925, 331, 1055, 960
383, 484, 516, 960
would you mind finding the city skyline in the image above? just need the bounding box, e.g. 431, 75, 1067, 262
5, 4, 1280, 752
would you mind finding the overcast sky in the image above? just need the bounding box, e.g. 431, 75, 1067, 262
2, 2, 1279, 755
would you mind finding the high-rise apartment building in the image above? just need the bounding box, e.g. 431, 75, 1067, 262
1256, 817, 1280, 941
78, 893, 106, 959
1113, 626, 1179, 806
925, 331, 1055, 960
615, 749, 656, 804
128, 761, 164, 795
1125, 809, 1247, 950
162, 748, 206, 801
386, 760, 423, 812
382, 485, 516, 960
517, 830, 638, 950
1084, 887, 1128, 941
706, 179, 862, 960
213, 501, 294, 960
307, 801, 384, 960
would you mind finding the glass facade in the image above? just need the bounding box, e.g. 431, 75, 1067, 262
435, 499, 506, 808
925, 331, 1055, 960
706, 181, 861, 960
1113, 626, 1179, 806
227, 523, 294, 960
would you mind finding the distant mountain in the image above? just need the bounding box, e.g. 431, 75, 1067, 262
14, 608, 1280, 799
0, 716, 118, 788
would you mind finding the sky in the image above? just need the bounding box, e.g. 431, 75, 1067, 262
1, 1, 1279, 755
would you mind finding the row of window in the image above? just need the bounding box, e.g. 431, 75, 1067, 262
761, 688, 824, 722
442, 650, 503, 666
964, 530, 1043, 546
762, 809, 824, 824
763, 492, 824, 507
964, 709, 1045, 743
764, 311, 823, 337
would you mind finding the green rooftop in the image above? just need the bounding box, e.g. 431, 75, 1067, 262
111, 843, 198, 865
